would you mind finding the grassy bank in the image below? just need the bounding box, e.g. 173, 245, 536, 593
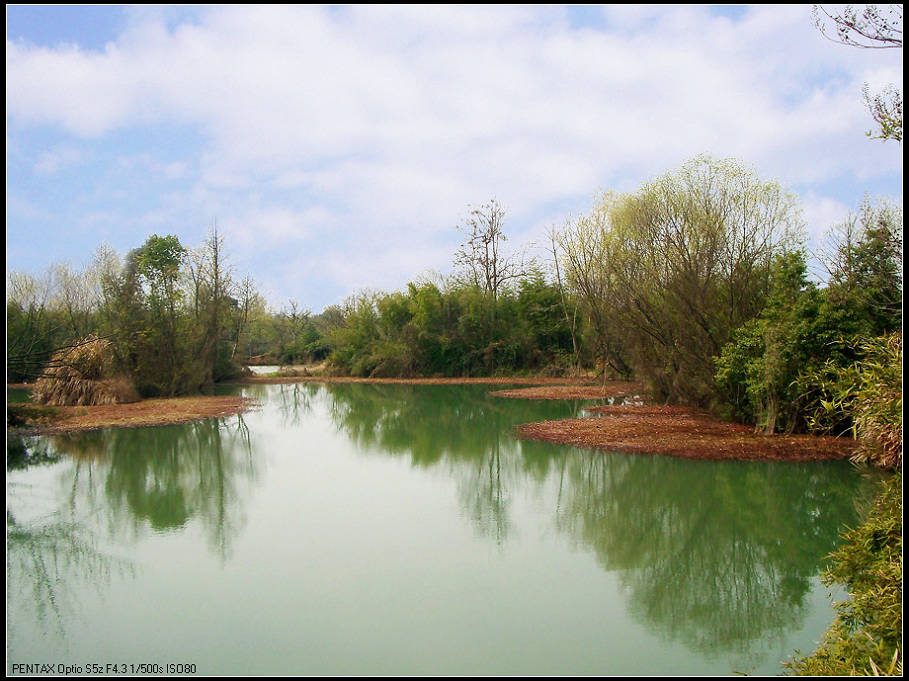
786, 473, 902, 676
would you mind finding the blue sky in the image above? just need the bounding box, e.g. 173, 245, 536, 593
7, 5, 903, 312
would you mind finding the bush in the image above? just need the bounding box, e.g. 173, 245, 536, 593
786, 474, 902, 675
799, 333, 902, 469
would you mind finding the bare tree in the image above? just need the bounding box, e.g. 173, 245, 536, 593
454, 199, 526, 301
813, 4, 903, 141
813, 4, 902, 48
546, 223, 581, 376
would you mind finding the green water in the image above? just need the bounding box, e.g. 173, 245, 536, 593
6, 383, 875, 675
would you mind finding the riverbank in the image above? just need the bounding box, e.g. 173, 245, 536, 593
230, 374, 598, 386
488, 381, 645, 400
7, 395, 256, 436
515, 404, 859, 462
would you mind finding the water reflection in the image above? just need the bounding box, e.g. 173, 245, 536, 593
323, 383, 585, 465
551, 453, 863, 659
321, 383, 868, 659
6, 383, 874, 673
9, 415, 258, 560
323, 383, 588, 544
7, 508, 134, 642
7, 443, 134, 647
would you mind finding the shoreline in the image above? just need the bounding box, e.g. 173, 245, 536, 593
9, 379, 859, 464
228, 375, 598, 386
8, 395, 256, 436
515, 404, 859, 462
488, 382, 646, 400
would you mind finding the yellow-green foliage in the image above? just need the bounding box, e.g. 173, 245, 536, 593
850, 333, 902, 469
802, 333, 902, 469
786, 474, 902, 675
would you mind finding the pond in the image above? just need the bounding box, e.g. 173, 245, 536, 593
6, 383, 876, 675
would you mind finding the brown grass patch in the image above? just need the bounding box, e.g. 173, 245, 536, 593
9, 395, 256, 435
32, 336, 140, 406
516, 404, 859, 462
489, 381, 646, 400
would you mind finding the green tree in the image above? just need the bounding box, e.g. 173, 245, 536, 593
715, 252, 824, 433
824, 198, 902, 335
562, 156, 803, 404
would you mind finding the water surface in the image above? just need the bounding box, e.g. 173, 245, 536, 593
6, 383, 874, 675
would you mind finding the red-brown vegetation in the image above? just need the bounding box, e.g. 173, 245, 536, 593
489, 382, 646, 400
516, 405, 859, 462
10, 395, 255, 435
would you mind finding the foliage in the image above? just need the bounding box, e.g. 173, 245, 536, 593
799, 333, 902, 469
813, 4, 903, 49
786, 474, 902, 676
325, 277, 579, 378
716, 200, 902, 435
715, 252, 824, 432
863, 82, 903, 142
823, 197, 903, 335
560, 156, 803, 404
7, 261, 107, 383
84, 230, 258, 397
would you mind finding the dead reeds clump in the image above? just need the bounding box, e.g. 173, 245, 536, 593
32, 336, 140, 406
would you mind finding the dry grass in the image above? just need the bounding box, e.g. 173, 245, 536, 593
489, 381, 646, 401
516, 405, 860, 462
32, 336, 140, 406
9, 395, 256, 435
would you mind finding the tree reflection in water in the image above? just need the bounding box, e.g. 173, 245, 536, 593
12, 414, 258, 561
321, 383, 870, 660
7, 438, 134, 647
324, 383, 586, 543
550, 452, 866, 661
7, 414, 258, 648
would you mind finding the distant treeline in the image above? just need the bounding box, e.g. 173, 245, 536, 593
7, 156, 902, 464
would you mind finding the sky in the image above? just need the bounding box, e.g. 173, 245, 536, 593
6, 4, 903, 312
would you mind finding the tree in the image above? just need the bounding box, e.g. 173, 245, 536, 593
546, 225, 582, 375
813, 4, 903, 141
557, 197, 633, 380
133, 234, 187, 395
824, 198, 903, 334
560, 157, 803, 404
6, 270, 57, 381
715, 252, 824, 433
454, 199, 526, 301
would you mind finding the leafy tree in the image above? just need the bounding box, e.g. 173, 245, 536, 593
562, 156, 803, 405
823, 198, 903, 335
134, 234, 187, 394
715, 252, 824, 433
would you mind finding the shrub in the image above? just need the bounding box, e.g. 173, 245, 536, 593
786, 474, 902, 675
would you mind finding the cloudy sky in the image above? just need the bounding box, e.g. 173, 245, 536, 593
6, 4, 903, 311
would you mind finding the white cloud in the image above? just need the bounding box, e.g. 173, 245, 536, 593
33, 145, 85, 174
6, 5, 903, 308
